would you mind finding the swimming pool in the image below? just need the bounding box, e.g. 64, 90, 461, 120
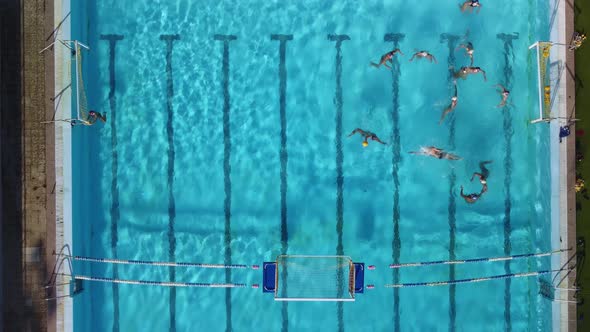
70, 0, 554, 331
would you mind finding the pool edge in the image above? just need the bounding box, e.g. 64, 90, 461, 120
53, 0, 73, 331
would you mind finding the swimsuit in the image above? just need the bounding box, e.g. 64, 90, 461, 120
470, 0, 480, 6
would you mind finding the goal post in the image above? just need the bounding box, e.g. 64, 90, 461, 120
273, 255, 356, 302
529, 41, 553, 124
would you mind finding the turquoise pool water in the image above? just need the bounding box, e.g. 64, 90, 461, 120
71, 0, 553, 331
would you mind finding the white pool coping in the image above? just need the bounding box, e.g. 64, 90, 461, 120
53, 0, 73, 331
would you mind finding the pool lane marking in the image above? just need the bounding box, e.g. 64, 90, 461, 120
498, 32, 518, 332
328, 33, 349, 332
271, 33, 293, 332
160, 34, 180, 332
384, 32, 405, 332
214, 34, 237, 332
100, 34, 123, 332
440, 32, 460, 332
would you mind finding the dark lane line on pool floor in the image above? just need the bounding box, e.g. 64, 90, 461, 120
100, 33, 123, 332
160, 33, 180, 332
498, 32, 518, 332
440, 32, 460, 332
328, 33, 349, 332
271, 33, 293, 332
384, 32, 405, 332
214, 34, 237, 332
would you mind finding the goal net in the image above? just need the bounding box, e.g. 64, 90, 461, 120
528, 41, 555, 124
73, 41, 90, 122
274, 255, 355, 302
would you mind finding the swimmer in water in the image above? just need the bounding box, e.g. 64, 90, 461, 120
409, 146, 462, 160
54, 110, 107, 126
409, 50, 437, 64
440, 83, 458, 124
495, 84, 510, 107
456, 42, 475, 65
347, 128, 387, 147
460, 185, 482, 203
471, 160, 492, 194
370, 49, 403, 69
455, 66, 487, 81
460, 0, 482, 14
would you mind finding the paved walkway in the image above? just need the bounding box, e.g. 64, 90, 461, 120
2, 0, 55, 331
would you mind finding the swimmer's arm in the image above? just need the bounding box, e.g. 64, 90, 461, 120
409, 54, 417, 62
439, 108, 451, 124
431, 55, 438, 64
396, 49, 404, 56
476, 4, 481, 14
347, 129, 359, 137
383, 63, 392, 69
481, 70, 487, 81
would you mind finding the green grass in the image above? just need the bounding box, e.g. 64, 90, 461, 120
575, 1, 590, 330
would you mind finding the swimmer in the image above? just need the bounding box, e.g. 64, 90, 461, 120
370, 49, 403, 69
347, 128, 386, 147
455, 66, 487, 81
409, 50, 437, 64
440, 83, 458, 124
460, 186, 482, 203
409, 146, 462, 160
456, 42, 474, 65
495, 84, 510, 107
42, 110, 107, 126
460, 0, 482, 14
471, 160, 492, 194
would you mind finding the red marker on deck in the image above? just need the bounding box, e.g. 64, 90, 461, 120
252, 265, 260, 270
252, 284, 259, 289
367, 285, 375, 289
368, 265, 376, 270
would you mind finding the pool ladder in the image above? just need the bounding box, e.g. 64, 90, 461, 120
44, 244, 83, 301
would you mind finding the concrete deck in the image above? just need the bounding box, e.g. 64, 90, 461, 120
2, 0, 56, 331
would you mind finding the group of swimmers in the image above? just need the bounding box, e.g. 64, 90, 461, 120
350, 1, 504, 204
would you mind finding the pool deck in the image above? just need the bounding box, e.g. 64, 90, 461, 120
552, 0, 577, 330
1, 0, 57, 331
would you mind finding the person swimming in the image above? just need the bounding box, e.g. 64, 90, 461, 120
370, 49, 403, 69
409, 146, 461, 160
49, 110, 107, 126
440, 83, 458, 124
460, 185, 482, 203
409, 50, 437, 63
454, 66, 487, 81
495, 84, 510, 107
347, 128, 386, 147
471, 160, 492, 194
460, 0, 482, 14
456, 42, 475, 65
